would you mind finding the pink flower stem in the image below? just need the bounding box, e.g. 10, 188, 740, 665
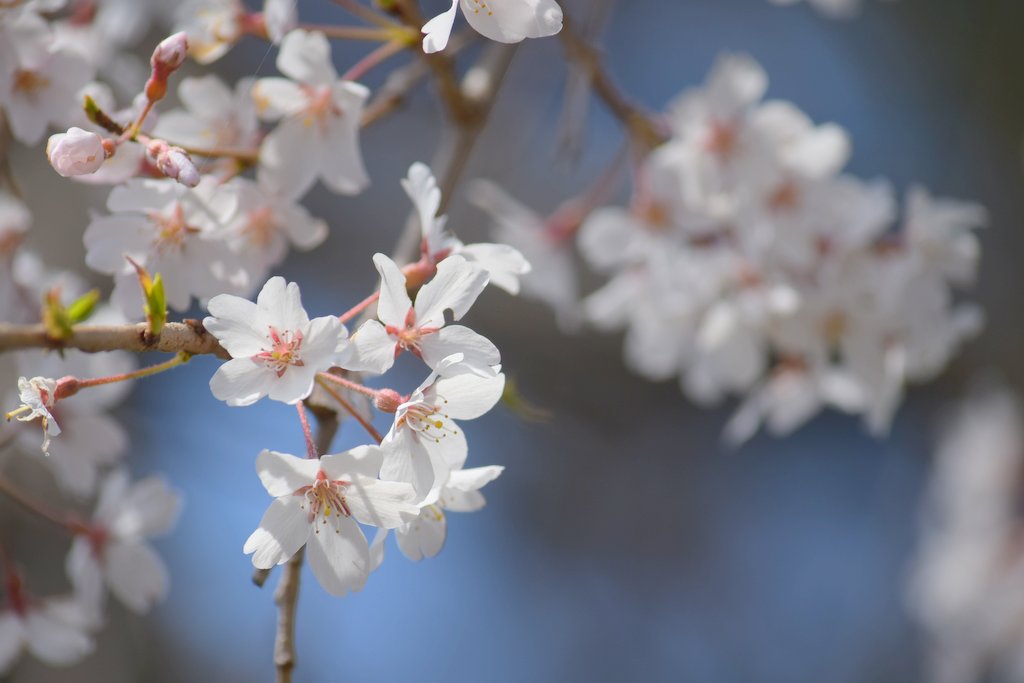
341, 39, 411, 83
338, 291, 380, 324
295, 400, 318, 459
75, 351, 192, 390
315, 371, 381, 399
316, 379, 384, 444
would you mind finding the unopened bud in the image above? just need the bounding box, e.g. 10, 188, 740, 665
53, 376, 81, 401
46, 127, 106, 177
151, 31, 188, 72
374, 389, 403, 414
148, 140, 200, 187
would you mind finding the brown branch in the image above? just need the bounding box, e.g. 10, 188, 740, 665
0, 321, 229, 359
272, 411, 339, 683
559, 15, 668, 151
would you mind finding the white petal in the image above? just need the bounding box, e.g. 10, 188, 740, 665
256, 450, 318, 497
419, 325, 501, 374
0, 614, 23, 676
258, 116, 320, 201
305, 514, 369, 596
257, 276, 310, 331
319, 83, 370, 195
414, 255, 489, 327
372, 253, 412, 327
458, 242, 530, 294
380, 429, 440, 498
105, 540, 168, 613
276, 29, 337, 85
459, 0, 563, 43
210, 357, 269, 406
204, 294, 265, 357
421, 0, 459, 53
110, 476, 181, 539
346, 319, 397, 374
320, 444, 384, 480
396, 506, 447, 561
252, 77, 307, 120
244, 497, 310, 568
344, 477, 419, 529
24, 609, 93, 666
64, 538, 104, 626
433, 370, 505, 420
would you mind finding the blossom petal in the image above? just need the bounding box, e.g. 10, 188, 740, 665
256, 450, 319, 497
110, 476, 181, 539
422, 0, 459, 53
306, 514, 369, 596
24, 609, 93, 666
276, 30, 337, 85
258, 116, 320, 201
210, 357, 269, 407
459, 0, 563, 43
0, 614, 23, 676
320, 83, 370, 195
433, 370, 506, 420
105, 540, 168, 613
396, 507, 447, 561
204, 294, 266, 357
244, 497, 310, 569
414, 255, 489, 327
419, 325, 500, 374
344, 477, 419, 529
346, 319, 397, 374
320, 444, 384, 480
372, 253, 412, 327
381, 429, 441, 498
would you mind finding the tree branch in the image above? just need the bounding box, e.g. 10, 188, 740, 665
0, 321, 229, 358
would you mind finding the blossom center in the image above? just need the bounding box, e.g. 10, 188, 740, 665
12, 69, 49, 97
399, 400, 458, 444
706, 120, 737, 157
242, 206, 278, 248
148, 203, 199, 254
301, 86, 340, 132
295, 470, 351, 528
255, 326, 304, 377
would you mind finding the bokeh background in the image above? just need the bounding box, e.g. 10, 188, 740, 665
6, 0, 1024, 680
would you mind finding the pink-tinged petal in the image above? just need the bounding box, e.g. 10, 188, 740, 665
204, 294, 266, 357
24, 609, 93, 666
396, 506, 447, 561
422, 0, 459, 53
110, 476, 181, 539
345, 477, 419, 529
105, 540, 168, 613
244, 497, 310, 568
320, 83, 370, 195
258, 116, 320, 201
418, 325, 500, 374
276, 29, 337, 86
210, 357, 269, 406
251, 77, 308, 120
372, 253, 412, 327
346, 319, 397, 374
459, 0, 563, 43
320, 445, 384, 480
306, 514, 369, 596
256, 449, 318, 497
0, 613, 23, 676
414, 256, 489, 327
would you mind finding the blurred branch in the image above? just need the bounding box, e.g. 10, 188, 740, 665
0, 321, 229, 358
559, 14, 667, 151
273, 410, 338, 683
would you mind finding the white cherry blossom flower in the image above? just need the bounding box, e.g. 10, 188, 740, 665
768, 0, 865, 18
381, 356, 505, 497
348, 253, 498, 376
204, 276, 351, 406
0, 585, 94, 675
5, 376, 60, 453
394, 465, 503, 561
83, 177, 246, 315
422, 0, 564, 54
244, 446, 418, 596
175, 0, 244, 64
66, 469, 181, 618
404, 163, 531, 294
253, 30, 370, 200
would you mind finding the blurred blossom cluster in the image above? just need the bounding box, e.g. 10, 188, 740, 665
909, 388, 1024, 683
478, 54, 986, 444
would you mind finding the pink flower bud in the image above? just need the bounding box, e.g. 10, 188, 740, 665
151, 31, 188, 72
374, 389, 403, 414
46, 127, 106, 177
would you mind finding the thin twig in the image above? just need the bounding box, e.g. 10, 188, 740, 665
273, 411, 339, 683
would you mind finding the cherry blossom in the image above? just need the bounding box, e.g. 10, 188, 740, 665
422, 0, 564, 54
394, 465, 504, 561
5, 376, 60, 453
66, 469, 182, 617
348, 253, 498, 376
83, 177, 246, 315
244, 447, 418, 596
204, 276, 351, 406
253, 29, 370, 200
0, 582, 94, 675
380, 356, 505, 497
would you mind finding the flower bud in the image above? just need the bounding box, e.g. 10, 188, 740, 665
151, 31, 188, 72
374, 389, 403, 414
148, 140, 200, 187
46, 127, 106, 177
